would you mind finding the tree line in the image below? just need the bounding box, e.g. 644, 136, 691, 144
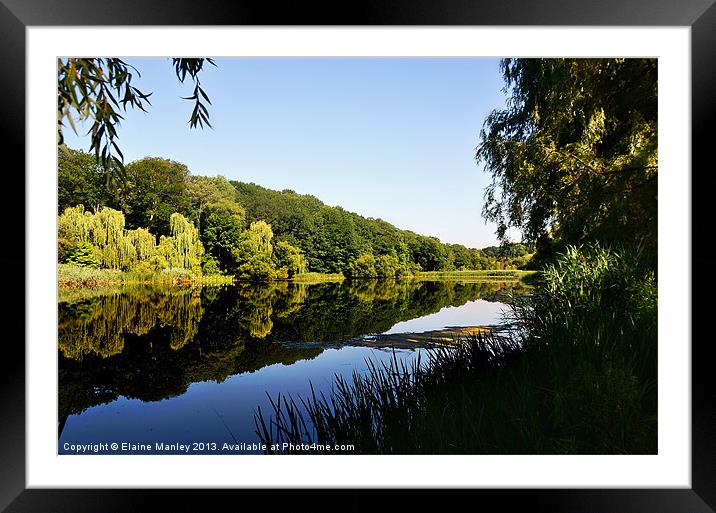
58, 149, 528, 279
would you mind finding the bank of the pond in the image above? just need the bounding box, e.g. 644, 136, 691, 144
415, 270, 538, 280
256, 245, 657, 455
59, 264, 537, 288
288, 272, 345, 282
58, 264, 234, 288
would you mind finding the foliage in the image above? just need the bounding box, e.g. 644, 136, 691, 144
88, 207, 137, 269
57, 58, 215, 176
476, 58, 657, 259
117, 157, 192, 236
344, 253, 377, 279
65, 241, 101, 268
236, 254, 278, 282
171, 58, 216, 129
228, 221, 307, 281
186, 175, 239, 224
125, 228, 156, 261
375, 253, 401, 278
479, 243, 535, 269
201, 254, 224, 276
273, 241, 308, 278
58, 148, 115, 213
60, 153, 522, 278
231, 181, 487, 275
245, 220, 274, 255
168, 212, 204, 274
201, 199, 246, 272
58, 205, 203, 274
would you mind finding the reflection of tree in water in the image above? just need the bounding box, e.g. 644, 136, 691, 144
58, 286, 204, 360
58, 279, 531, 426
59, 280, 529, 362
262, 279, 531, 344
235, 284, 274, 338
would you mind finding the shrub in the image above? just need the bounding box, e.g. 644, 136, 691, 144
236, 254, 277, 281
201, 254, 223, 275
65, 241, 101, 268
375, 254, 400, 278
273, 240, 308, 278
344, 253, 377, 279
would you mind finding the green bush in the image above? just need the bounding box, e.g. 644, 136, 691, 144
375, 254, 400, 278
201, 254, 224, 275
344, 253, 377, 279
236, 254, 277, 281
65, 241, 101, 269
273, 240, 308, 278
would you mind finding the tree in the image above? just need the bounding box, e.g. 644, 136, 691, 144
200, 200, 246, 273
375, 253, 400, 278
409, 236, 447, 271
58, 148, 115, 213
116, 157, 191, 236
88, 207, 137, 270
57, 58, 216, 177
65, 241, 101, 268
58, 205, 136, 270
186, 175, 238, 225
344, 253, 378, 279
167, 213, 204, 274
233, 221, 277, 281
476, 58, 657, 256
273, 241, 308, 278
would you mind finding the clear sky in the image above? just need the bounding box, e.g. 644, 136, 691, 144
63, 57, 519, 249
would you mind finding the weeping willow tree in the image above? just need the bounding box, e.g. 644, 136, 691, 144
156, 236, 177, 269
89, 207, 137, 270
58, 205, 93, 243
246, 220, 273, 255
476, 58, 657, 259
58, 205, 204, 274
59, 205, 136, 270
58, 205, 94, 264
126, 228, 156, 261
168, 213, 204, 274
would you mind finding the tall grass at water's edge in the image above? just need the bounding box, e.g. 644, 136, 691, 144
59, 266, 533, 288
416, 269, 538, 278
58, 263, 234, 287
254, 244, 657, 454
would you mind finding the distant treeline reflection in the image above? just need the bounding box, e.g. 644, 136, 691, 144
58, 279, 530, 421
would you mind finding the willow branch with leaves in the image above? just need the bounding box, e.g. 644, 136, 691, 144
57, 57, 216, 179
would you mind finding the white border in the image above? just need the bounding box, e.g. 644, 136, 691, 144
27, 27, 691, 488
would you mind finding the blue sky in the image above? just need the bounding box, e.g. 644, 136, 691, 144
63, 57, 516, 248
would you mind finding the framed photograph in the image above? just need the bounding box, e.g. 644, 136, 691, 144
2, 0, 713, 510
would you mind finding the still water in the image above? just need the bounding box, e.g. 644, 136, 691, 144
58, 279, 529, 454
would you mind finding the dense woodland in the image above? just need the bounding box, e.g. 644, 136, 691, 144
58, 149, 532, 280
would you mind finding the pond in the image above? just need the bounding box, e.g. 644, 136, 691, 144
58, 278, 530, 454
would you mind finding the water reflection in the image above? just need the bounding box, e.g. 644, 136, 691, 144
58, 279, 530, 441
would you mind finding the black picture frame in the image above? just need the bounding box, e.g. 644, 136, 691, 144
1, 1, 712, 511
